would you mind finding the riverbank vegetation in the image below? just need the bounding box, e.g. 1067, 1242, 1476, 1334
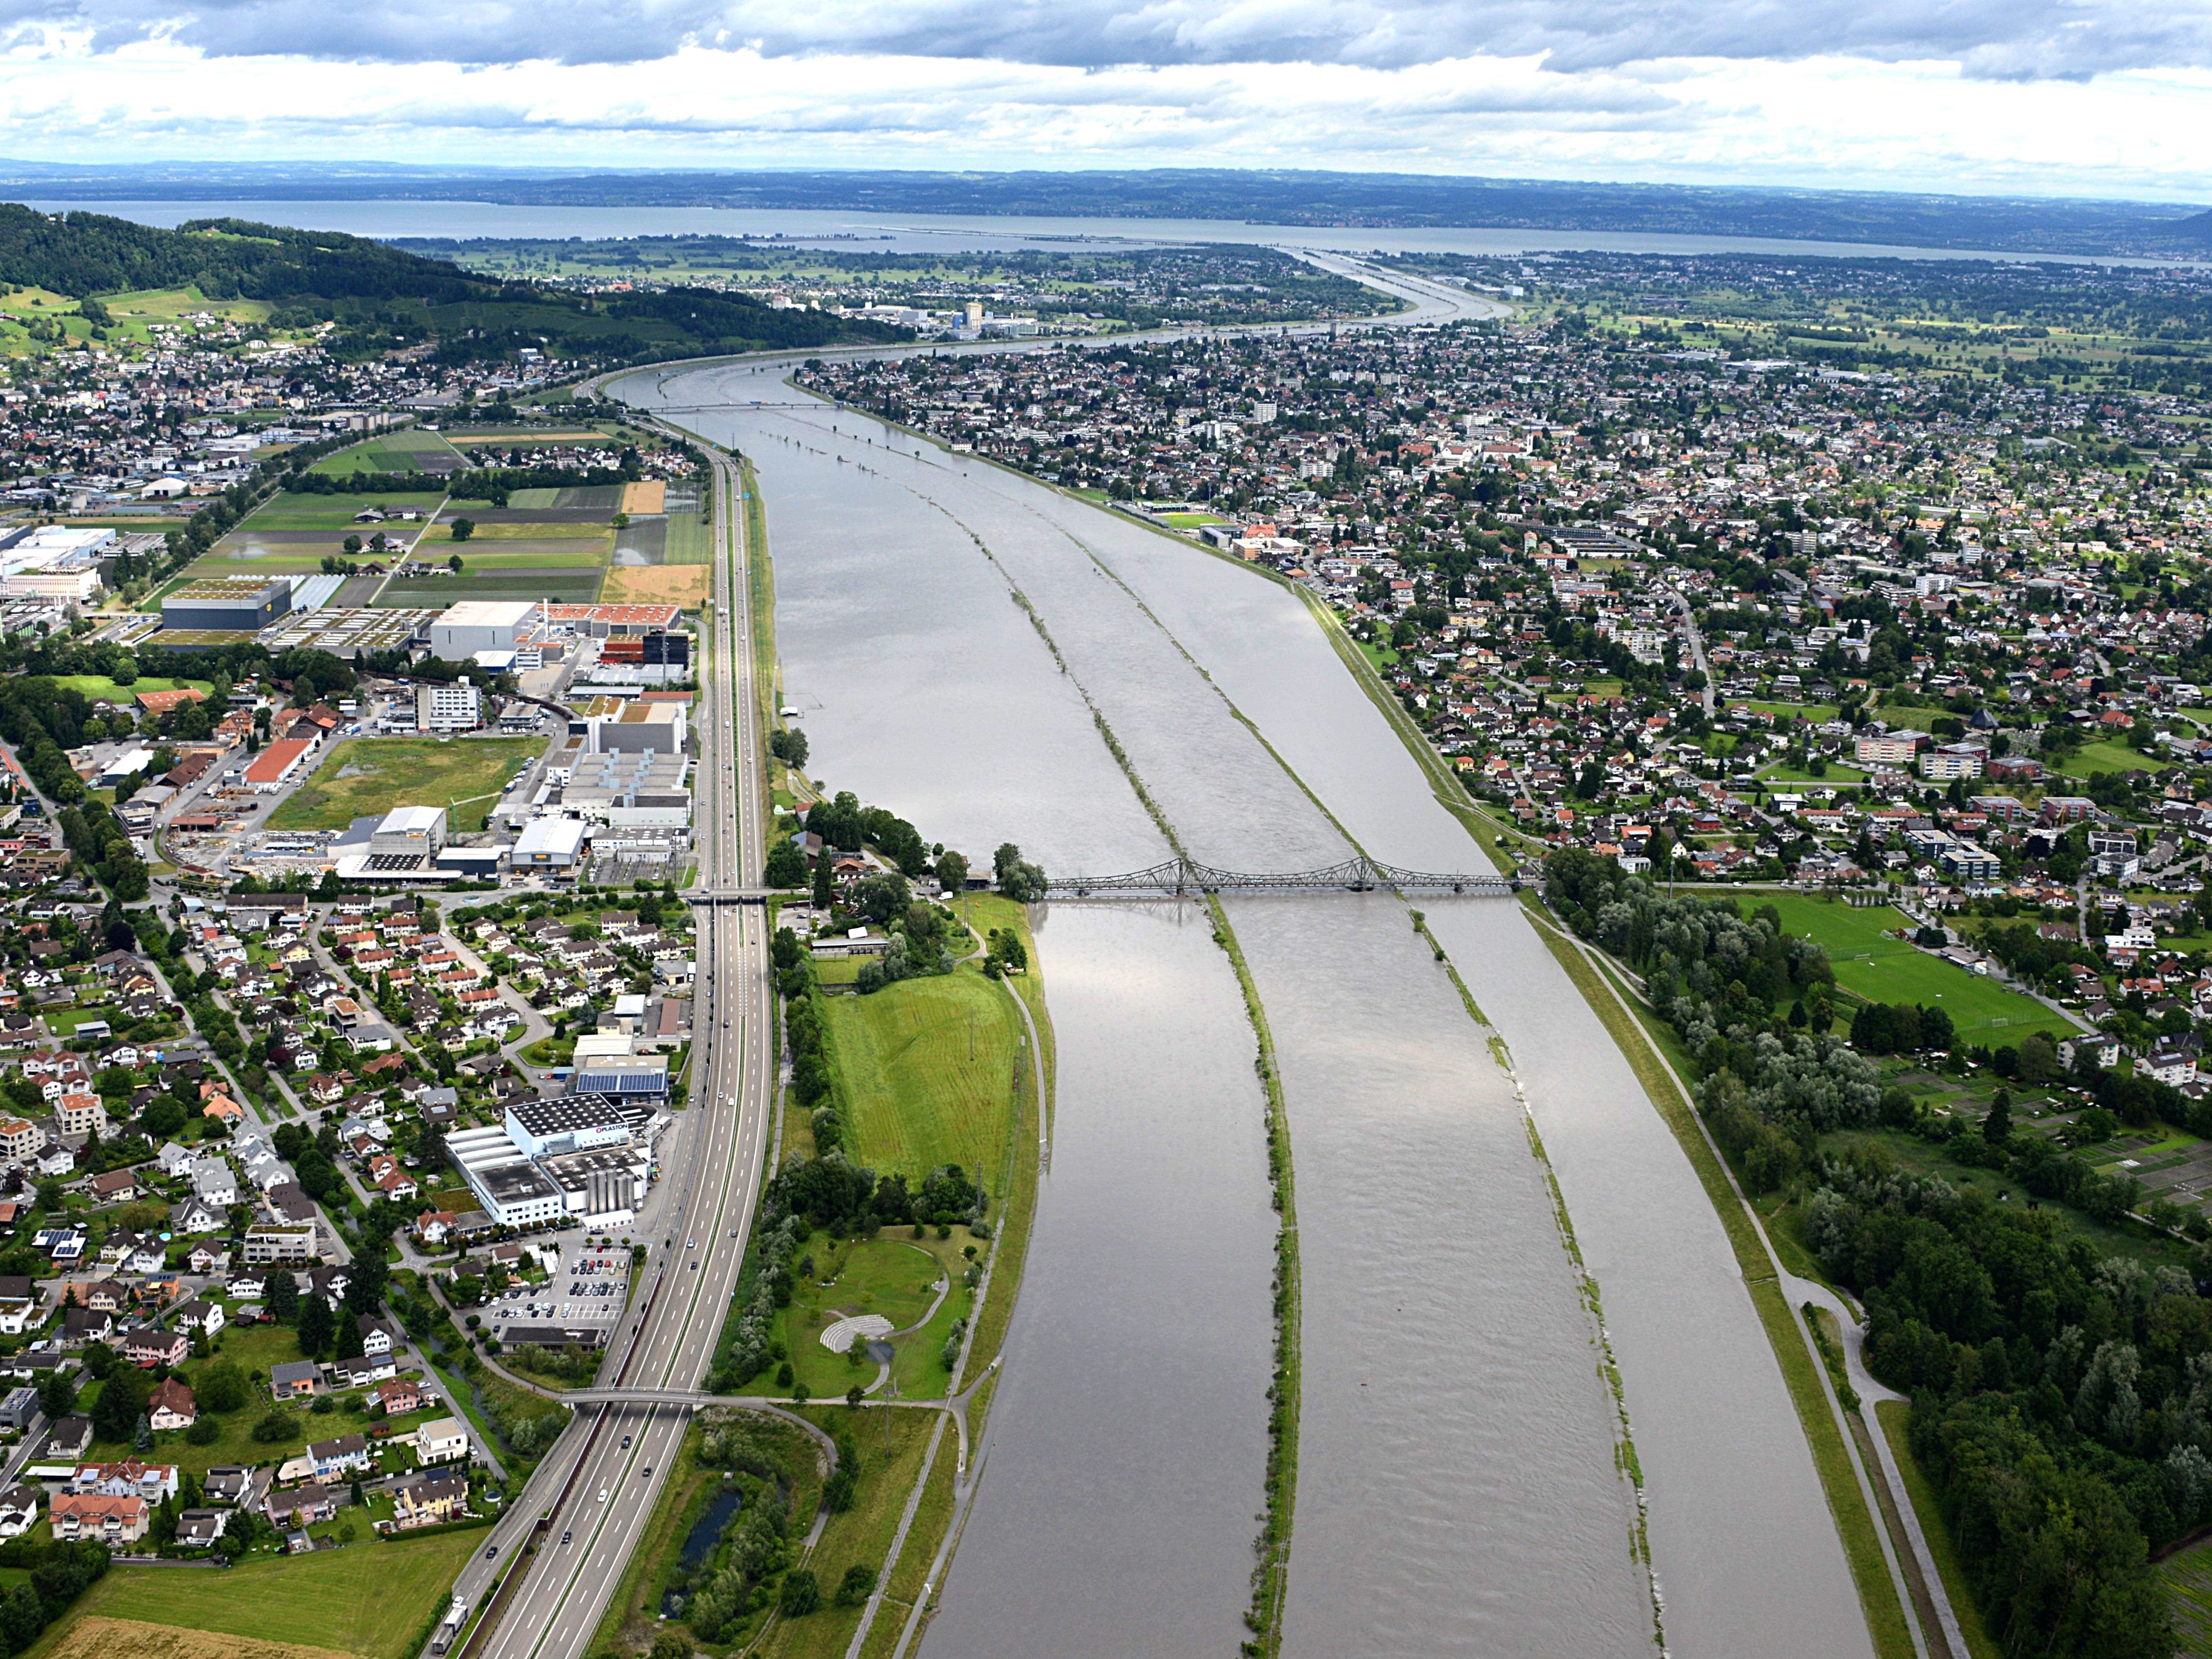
1546, 848, 2212, 1656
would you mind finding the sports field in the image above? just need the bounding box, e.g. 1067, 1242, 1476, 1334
1759, 892, 2077, 1042
29, 1532, 479, 1659
267, 736, 544, 831
823, 964, 1021, 1181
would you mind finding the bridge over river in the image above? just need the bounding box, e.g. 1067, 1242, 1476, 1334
687, 857, 1519, 908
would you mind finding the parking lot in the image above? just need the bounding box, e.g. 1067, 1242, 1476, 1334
485, 1244, 632, 1343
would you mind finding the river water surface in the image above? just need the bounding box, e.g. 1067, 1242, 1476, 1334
616, 339, 1864, 1656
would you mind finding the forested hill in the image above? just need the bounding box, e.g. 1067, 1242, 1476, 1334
0, 203, 907, 362
0, 204, 499, 302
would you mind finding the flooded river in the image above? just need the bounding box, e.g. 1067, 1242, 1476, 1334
613, 348, 1864, 1656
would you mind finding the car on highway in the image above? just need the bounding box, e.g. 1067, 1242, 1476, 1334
598, 1489, 609, 1503
484, 1545, 498, 1561
643, 1466, 652, 1477
622, 1435, 632, 1449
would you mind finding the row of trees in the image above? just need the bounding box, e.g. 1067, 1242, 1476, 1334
1808, 1155, 2186, 1656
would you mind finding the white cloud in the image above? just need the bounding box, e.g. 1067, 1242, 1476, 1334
0, 15, 2207, 197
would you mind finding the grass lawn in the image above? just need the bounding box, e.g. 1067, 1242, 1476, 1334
1757, 893, 2077, 1043
1760, 761, 1870, 784
778, 1233, 972, 1403
823, 966, 1020, 1182
267, 737, 545, 832
1161, 511, 1228, 528
31, 1530, 479, 1659
2050, 739, 2170, 778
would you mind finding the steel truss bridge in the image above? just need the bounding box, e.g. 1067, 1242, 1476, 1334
1044, 856, 1518, 898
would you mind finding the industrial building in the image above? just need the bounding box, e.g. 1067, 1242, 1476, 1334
163, 577, 293, 633
577, 700, 688, 757
448, 1093, 662, 1227
429, 600, 537, 659
505, 1096, 631, 1158
567, 1035, 669, 1102
414, 681, 483, 733
243, 737, 318, 792
512, 817, 588, 872
0, 526, 113, 603
333, 805, 451, 883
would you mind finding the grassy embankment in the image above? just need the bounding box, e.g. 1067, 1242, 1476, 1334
267, 736, 544, 833
25, 1530, 481, 1659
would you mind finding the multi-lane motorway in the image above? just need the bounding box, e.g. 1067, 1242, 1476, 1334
431, 438, 774, 1659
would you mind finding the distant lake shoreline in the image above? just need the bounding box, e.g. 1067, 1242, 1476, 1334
21, 197, 2197, 269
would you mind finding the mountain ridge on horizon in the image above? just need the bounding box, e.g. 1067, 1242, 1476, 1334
0, 163, 2206, 258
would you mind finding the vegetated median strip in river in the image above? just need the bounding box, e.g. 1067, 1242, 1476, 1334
925, 498, 1303, 1657
924, 471, 1671, 1651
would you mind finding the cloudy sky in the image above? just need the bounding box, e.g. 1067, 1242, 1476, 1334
2, 0, 2210, 200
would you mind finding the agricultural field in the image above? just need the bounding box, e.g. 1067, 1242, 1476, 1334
1757, 892, 2079, 1043
602, 565, 709, 605
311, 428, 467, 477
375, 569, 603, 606
239, 493, 451, 533
28, 1531, 481, 1659
822, 965, 1022, 1181
2161, 1531, 2212, 1654
267, 736, 545, 831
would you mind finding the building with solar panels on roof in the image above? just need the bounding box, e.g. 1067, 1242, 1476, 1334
162, 577, 293, 633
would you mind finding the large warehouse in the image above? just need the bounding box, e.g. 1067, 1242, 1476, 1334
430, 600, 536, 659
162, 576, 293, 632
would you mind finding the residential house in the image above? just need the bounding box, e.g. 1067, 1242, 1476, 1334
415, 1416, 469, 1466
375, 1377, 425, 1416
86, 1168, 136, 1205
268, 1360, 321, 1399
0, 1485, 38, 1538
71, 1460, 177, 1502
290, 1433, 371, 1483
49, 1491, 146, 1543
121, 1328, 188, 1369
147, 1378, 195, 1431
203, 1465, 267, 1510
172, 1299, 224, 1339
175, 1509, 228, 1549
263, 1483, 337, 1529
391, 1470, 467, 1530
